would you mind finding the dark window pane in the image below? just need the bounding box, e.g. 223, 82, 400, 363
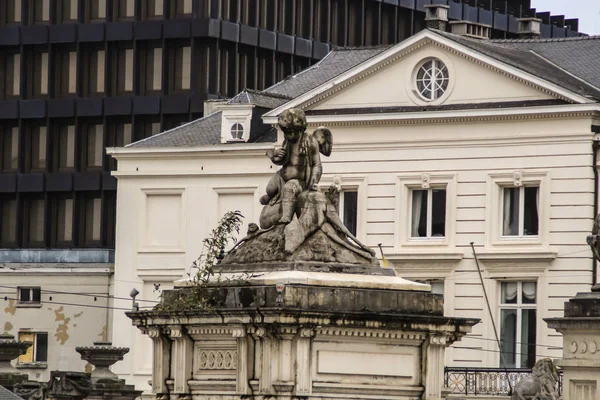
57, 198, 73, 242
84, 197, 102, 243
411, 190, 427, 238
34, 0, 49, 23
1, 199, 17, 246
20, 288, 31, 302
343, 191, 358, 236
36, 333, 48, 362
7, 0, 22, 23
521, 309, 536, 368
5, 54, 20, 97
30, 126, 47, 171
28, 199, 45, 244
2, 127, 18, 171
90, 0, 106, 20
87, 125, 103, 168
58, 125, 75, 170
431, 189, 446, 237
500, 308, 517, 368
524, 186, 539, 236
503, 187, 520, 236
32, 288, 41, 302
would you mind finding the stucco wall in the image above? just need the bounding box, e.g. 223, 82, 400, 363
109, 113, 598, 390
1, 266, 111, 382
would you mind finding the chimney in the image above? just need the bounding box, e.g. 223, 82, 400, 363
450, 21, 491, 40
424, 4, 449, 31
517, 17, 542, 39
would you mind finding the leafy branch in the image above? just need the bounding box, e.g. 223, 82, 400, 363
155, 211, 244, 311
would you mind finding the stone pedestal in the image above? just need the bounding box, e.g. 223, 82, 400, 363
128, 267, 479, 400
546, 286, 600, 400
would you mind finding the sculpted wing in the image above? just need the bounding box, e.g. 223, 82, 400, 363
312, 126, 333, 157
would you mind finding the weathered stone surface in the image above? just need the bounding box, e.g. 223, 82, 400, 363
223, 223, 378, 266
225, 108, 379, 268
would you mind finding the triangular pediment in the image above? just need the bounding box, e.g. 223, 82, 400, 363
263, 30, 592, 120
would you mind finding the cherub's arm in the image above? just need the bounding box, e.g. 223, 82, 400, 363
308, 139, 322, 191
267, 141, 287, 165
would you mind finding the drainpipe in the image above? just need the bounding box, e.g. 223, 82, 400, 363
592, 125, 600, 285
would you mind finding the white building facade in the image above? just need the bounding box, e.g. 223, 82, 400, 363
108, 29, 600, 391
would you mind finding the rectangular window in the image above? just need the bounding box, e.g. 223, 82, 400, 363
58, 0, 78, 22
500, 281, 537, 368
2, 126, 18, 172
18, 332, 48, 363
411, 188, 446, 238
86, 124, 103, 169
28, 126, 47, 172
26, 198, 45, 246
32, 0, 50, 24
143, 0, 163, 19
51, 196, 73, 245
57, 124, 75, 171
502, 186, 539, 237
4, 0, 22, 24
0, 197, 17, 247
56, 51, 77, 97
4, 54, 20, 98
142, 47, 162, 94
85, 49, 105, 96
114, 0, 134, 20
173, 0, 192, 17
339, 190, 358, 236
30, 52, 49, 97
18, 287, 41, 304
87, 0, 106, 21
170, 46, 191, 92
114, 48, 133, 95
83, 197, 102, 244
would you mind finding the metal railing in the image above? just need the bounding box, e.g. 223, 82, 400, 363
444, 367, 563, 397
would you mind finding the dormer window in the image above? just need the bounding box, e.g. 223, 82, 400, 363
230, 123, 244, 140
416, 58, 449, 102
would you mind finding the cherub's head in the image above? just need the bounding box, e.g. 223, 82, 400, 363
278, 109, 307, 142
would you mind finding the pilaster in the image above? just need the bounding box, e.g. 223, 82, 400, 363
144, 327, 171, 395
423, 335, 448, 400
168, 326, 193, 394
295, 328, 314, 395
233, 327, 253, 395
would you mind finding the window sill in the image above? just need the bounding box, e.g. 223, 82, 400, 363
16, 362, 47, 370
386, 251, 464, 262
476, 251, 557, 262
16, 303, 42, 308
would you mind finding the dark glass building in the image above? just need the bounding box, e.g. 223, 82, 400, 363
0, 0, 583, 255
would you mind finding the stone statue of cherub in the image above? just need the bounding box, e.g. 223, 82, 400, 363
259, 108, 332, 229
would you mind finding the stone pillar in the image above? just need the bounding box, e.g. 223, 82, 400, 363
145, 327, 171, 395
423, 335, 449, 400
272, 327, 296, 396
168, 326, 193, 394
295, 328, 314, 396
546, 287, 600, 400
233, 327, 253, 395
255, 327, 272, 395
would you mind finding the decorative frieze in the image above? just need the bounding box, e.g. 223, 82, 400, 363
316, 327, 426, 340
198, 350, 237, 370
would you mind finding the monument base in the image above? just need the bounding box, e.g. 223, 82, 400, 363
128, 269, 478, 400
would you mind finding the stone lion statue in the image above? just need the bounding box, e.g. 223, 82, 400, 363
511, 358, 561, 400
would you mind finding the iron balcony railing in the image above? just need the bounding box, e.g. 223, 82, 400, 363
444, 367, 563, 397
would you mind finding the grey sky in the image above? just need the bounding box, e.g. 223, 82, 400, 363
531, 0, 600, 35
